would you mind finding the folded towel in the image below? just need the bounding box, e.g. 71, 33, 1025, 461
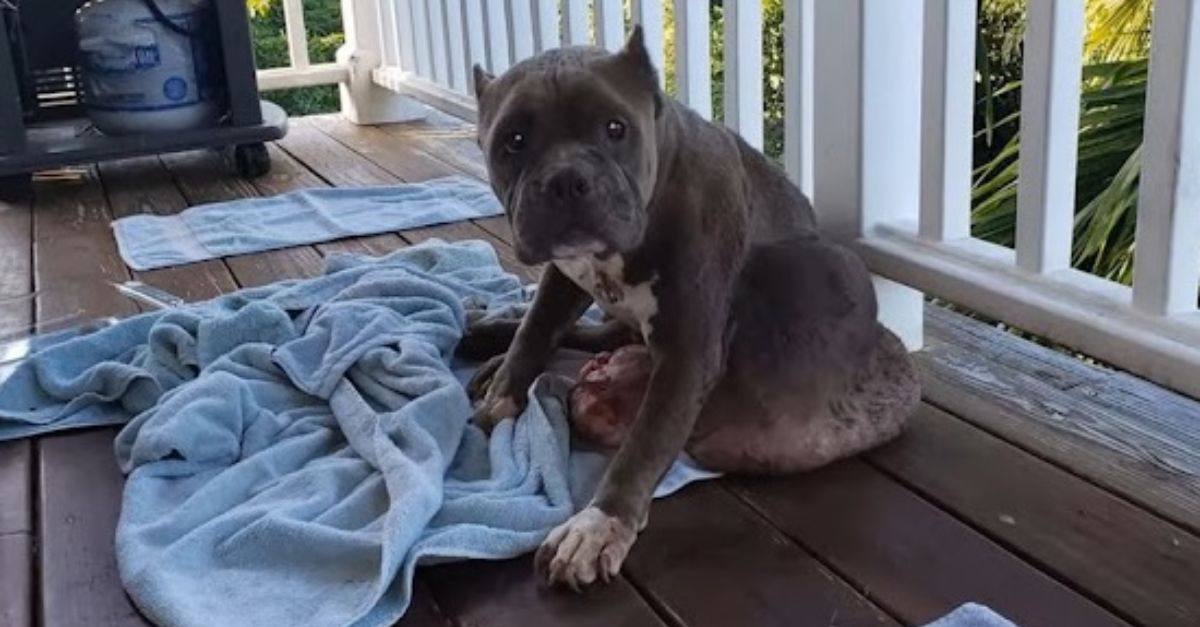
922, 603, 1019, 627
111, 176, 503, 271
0, 240, 718, 627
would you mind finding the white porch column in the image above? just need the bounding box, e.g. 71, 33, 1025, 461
338, 0, 427, 125
812, 0, 926, 350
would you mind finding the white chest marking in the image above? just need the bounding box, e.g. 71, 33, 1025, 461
553, 255, 658, 338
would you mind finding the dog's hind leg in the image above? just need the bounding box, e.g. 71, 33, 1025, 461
689, 237, 920, 473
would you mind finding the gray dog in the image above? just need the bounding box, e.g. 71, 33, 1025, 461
462, 27, 920, 590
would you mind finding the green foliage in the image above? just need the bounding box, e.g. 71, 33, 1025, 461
249, 0, 344, 116
688, 0, 785, 160
971, 0, 1153, 286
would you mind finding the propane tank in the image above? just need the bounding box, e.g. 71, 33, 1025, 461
75, 0, 222, 135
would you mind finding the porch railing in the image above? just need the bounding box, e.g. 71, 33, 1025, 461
253, 0, 349, 90
273, 0, 1199, 400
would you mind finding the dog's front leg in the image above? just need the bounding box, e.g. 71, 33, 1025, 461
471, 265, 593, 430
535, 310, 726, 589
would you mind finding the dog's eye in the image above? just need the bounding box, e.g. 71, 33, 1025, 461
503, 131, 526, 154
605, 119, 626, 140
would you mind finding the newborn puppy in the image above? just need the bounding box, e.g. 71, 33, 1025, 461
464, 27, 921, 590
569, 345, 651, 448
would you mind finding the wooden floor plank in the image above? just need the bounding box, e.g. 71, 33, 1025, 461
30, 170, 147, 627
0, 440, 33, 627
423, 554, 666, 627
626, 483, 898, 627
38, 429, 149, 627
473, 215, 516, 245
0, 182, 34, 626
918, 337, 1200, 536
379, 122, 488, 182
0, 185, 32, 337
730, 460, 1128, 627
869, 404, 1200, 627
277, 118, 401, 188
0, 440, 31, 536
32, 169, 139, 330
0, 533, 33, 627
381, 107, 489, 181
306, 115, 457, 183
315, 234, 407, 258
921, 306, 1200, 534
98, 156, 239, 302
924, 306, 1108, 390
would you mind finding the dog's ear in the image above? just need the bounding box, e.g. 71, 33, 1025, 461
615, 25, 663, 115
473, 64, 495, 98
617, 25, 656, 78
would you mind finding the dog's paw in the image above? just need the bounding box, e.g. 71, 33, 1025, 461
471, 393, 521, 432
466, 354, 506, 401
535, 506, 637, 590
466, 354, 530, 432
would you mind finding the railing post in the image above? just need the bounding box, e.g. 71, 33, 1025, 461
1133, 0, 1200, 316
337, 0, 426, 124
674, 0, 712, 120
595, 0, 626, 52
723, 0, 763, 149
282, 0, 312, 70
920, 0, 975, 242
783, 0, 814, 197
1015, 0, 1085, 274
812, 0, 925, 350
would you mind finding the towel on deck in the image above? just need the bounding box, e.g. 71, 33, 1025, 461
923, 604, 1020, 627
0, 240, 717, 627
110, 175, 504, 271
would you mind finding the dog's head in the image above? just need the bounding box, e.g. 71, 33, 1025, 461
473, 27, 663, 265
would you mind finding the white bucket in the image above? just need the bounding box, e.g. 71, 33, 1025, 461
76, 0, 222, 135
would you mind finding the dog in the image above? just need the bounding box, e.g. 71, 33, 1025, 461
462, 26, 921, 590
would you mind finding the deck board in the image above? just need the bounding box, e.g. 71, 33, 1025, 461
39, 429, 149, 627
0, 185, 32, 337
731, 458, 1128, 627
869, 404, 1200, 627
276, 118, 403, 188
0, 440, 33, 627
921, 306, 1200, 534
423, 555, 666, 627
30, 169, 148, 627
0, 187, 34, 627
32, 169, 139, 329
625, 483, 898, 627
306, 115, 459, 183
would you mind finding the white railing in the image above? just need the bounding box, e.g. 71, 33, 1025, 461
344, 0, 1200, 400
253, 0, 350, 91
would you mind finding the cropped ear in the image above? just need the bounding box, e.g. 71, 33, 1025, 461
473, 64, 495, 98
614, 25, 663, 115
618, 25, 657, 77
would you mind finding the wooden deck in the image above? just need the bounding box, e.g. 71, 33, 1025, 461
1, 107, 1198, 627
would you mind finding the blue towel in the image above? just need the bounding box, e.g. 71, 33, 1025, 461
0, 240, 717, 627
923, 604, 1019, 627
111, 176, 504, 271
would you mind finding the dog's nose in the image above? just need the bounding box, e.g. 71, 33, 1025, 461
545, 169, 591, 201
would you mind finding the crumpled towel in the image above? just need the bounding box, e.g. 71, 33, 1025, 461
0, 240, 717, 627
